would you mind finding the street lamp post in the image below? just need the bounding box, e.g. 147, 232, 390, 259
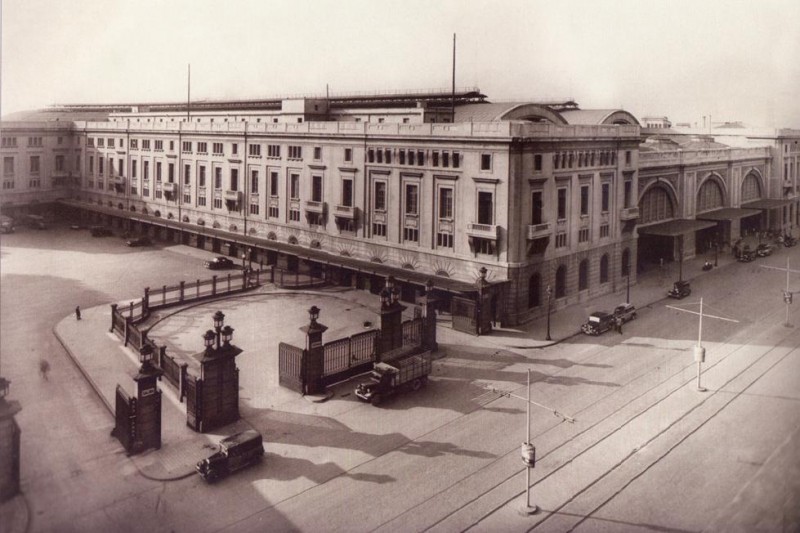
520, 369, 538, 515
678, 235, 684, 282
545, 284, 552, 341
626, 271, 631, 304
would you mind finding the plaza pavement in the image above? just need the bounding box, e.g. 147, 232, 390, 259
43, 242, 746, 528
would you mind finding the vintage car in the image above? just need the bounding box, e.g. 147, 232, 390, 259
581, 311, 615, 336
0, 216, 14, 234
125, 236, 152, 247
756, 243, 773, 257
738, 248, 757, 262
204, 256, 235, 269
196, 430, 264, 483
667, 280, 691, 299
613, 303, 637, 323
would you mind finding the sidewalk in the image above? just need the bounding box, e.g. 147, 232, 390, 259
51, 247, 740, 483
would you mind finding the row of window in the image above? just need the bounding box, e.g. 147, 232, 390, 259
367, 147, 467, 169
552, 150, 632, 170
527, 251, 630, 307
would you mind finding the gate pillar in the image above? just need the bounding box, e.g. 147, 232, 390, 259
194, 316, 242, 433
300, 306, 328, 395
132, 345, 163, 452
0, 378, 22, 502
379, 277, 406, 357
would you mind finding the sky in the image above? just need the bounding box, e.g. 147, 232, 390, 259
2, 0, 799, 127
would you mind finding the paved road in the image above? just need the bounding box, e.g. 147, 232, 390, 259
1, 224, 799, 532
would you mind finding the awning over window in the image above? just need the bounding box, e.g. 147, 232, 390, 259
696, 207, 761, 221
742, 199, 795, 210
637, 218, 716, 237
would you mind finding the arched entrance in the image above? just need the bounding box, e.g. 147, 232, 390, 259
637, 182, 677, 267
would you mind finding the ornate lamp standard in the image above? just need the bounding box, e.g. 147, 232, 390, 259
545, 284, 553, 341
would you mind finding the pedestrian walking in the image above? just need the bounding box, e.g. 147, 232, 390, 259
75, 305, 81, 320
39, 359, 50, 380
616, 317, 623, 334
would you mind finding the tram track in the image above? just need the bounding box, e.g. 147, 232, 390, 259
376, 301, 791, 532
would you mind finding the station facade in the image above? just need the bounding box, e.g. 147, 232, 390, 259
2, 89, 799, 328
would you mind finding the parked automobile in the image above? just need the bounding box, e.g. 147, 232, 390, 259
90, 225, 113, 237
0, 216, 14, 234
613, 303, 637, 323
196, 430, 264, 483
204, 256, 235, 269
738, 248, 757, 262
784, 234, 797, 247
581, 311, 615, 335
756, 243, 773, 257
667, 280, 691, 299
355, 352, 432, 406
24, 214, 47, 229
125, 236, 152, 247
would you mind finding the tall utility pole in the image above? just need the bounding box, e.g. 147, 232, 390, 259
761, 257, 800, 327
667, 298, 738, 392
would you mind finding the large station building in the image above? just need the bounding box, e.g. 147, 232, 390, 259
2, 89, 799, 331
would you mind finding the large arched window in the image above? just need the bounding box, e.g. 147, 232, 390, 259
741, 173, 762, 203
528, 273, 541, 308
640, 185, 675, 224
578, 260, 589, 291
621, 248, 631, 276
697, 178, 724, 213
600, 254, 610, 283
555, 265, 567, 298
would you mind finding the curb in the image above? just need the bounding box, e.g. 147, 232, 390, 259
52, 323, 114, 416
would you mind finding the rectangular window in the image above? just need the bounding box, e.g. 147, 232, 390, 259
579, 228, 590, 243
249, 144, 261, 156
342, 178, 353, 207
625, 150, 632, 165
481, 153, 492, 171
98, 157, 104, 176
399, 150, 406, 165
602, 183, 610, 212
183, 193, 191, 204
385, 149, 392, 165
213, 143, 224, 155
232, 143, 238, 155
198, 196, 207, 206
214, 198, 223, 209
97, 138, 104, 147
142, 139, 150, 150
130, 139, 138, 150
534, 154, 543, 171
268, 206, 279, 218
600, 224, 610, 238
417, 150, 424, 166
555, 232, 567, 248
313, 147, 322, 160
408, 150, 415, 166
182, 141, 192, 153
432, 152, 440, 167
437, 232, 453, 248
372, 223, 387, 237
88, 138, 94, 147
405, 183, 418, 215
156, 162, 162, 182
270, 171, 279, 196
311, 175, 323, 202
169, 141, 174, 151
89, 156, 94, 175
108, 138, 115, 148
290, 173, 300, 199
230, 169, 239, 191
118, 158, 124, 176
368, 148, 375, 163
442, 151, 450, 168
249, 204, 260, 215
154, 140, 163, 151
557, 188, 567, 220
376, 149, 383, 164
268, 144, 280, 158
184, 164, 191, 184
344, 148, 352, 163
288, 146, 302, 159
3, 157, 14, 176
197, 142, 207, 154
439, 188, 454, 219
374, 181, 386, 211
624, 178, 632, 208
131, 160, 137, 178
55, 155, 65, 171
199, 166, 206, 187
403, 227, 419, 243
531, 191, 543, 224
289, 209, 301, 222
477, 191, 493, 225
143, 161, 149, 180
453, 152, 461, 168
214, 168, 222, 189
580, 185, 589, 216
251, 170, 259, 193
